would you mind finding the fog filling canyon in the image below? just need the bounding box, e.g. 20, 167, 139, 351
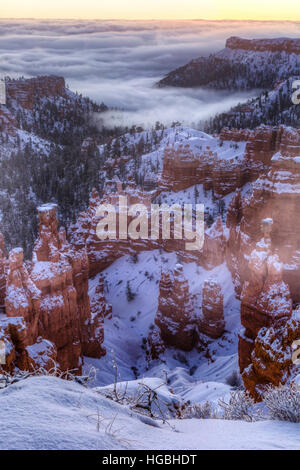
1, 18, 300, 127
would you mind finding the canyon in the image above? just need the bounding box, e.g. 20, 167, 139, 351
0, 72, 300, 401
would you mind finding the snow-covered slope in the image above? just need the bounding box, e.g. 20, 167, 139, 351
0, 376, 299, 450
206, 77, 300, 132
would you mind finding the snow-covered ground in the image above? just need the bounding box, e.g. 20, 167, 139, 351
0, 376, 299, 450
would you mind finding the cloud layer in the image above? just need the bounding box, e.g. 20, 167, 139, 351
1, 19, 300, 127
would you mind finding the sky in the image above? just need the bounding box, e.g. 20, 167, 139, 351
0, 0, 300, 21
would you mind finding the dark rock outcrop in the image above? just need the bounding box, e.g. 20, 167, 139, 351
155, 265, 197, 351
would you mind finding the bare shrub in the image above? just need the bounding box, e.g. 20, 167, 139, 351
263, 383, 300, 423
183, 401, 217, 419
130, 382, 169, 422
126, 281, 136, 302
0, 360, 97, 390
219, 391, 259, 422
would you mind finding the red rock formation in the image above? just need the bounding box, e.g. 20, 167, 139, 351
159, 126, 282, 199
30, 203, 104, 371
32, 203, 61, 262
221, 126, 278, 167
160, 141, 247, 197
238, 219, 294, 397
200, 279, 225, 339
219, 128, 250, 142
0, 316, 31, 372
244, 127, 278, 166
5, 248, 41, 344
0, 315, 57, 373
6, 76, 66, 110
70, 184, 225, 278
241, 249, 292, 341
160, 144, 203, 192
70, 183, 154, 277
83, 276, 111, 358
243, 314, 300, 400
0, 247, 58, 372
226, 36, 300, 54
90, 276, 112, 320
153, 268, 225, 351
57, 226, 106, 359
236, 127, 300, 302
155, 264, 197, 351
222, 127, 300, 397
277, 127, 300, 157
0, 202, 110, 375
0, 320, 17, 373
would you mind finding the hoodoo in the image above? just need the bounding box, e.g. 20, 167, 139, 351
0, 204, 110, 374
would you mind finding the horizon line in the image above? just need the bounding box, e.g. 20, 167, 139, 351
0, 17, 299, 22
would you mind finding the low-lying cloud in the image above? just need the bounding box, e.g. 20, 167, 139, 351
0, 19, 299, 128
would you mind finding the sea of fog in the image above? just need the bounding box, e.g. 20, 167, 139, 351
0, 19, 300, 128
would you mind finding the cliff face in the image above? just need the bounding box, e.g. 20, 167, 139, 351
226, 36, 300, 54
159, 126, 283, 199
6, 76, 66, 110
160, 141, 247, 197
223, 128, 300, 398
0, 203, 109, 374
237, 219, 298, 399
234, 128, 300, 302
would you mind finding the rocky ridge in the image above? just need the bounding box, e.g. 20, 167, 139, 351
158, 36, 300, 90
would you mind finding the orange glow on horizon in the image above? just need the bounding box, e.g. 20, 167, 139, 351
0, 0, 299, 21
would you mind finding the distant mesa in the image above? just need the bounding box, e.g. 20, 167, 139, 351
226, 36, 300, 53
157, 36, 300, 90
